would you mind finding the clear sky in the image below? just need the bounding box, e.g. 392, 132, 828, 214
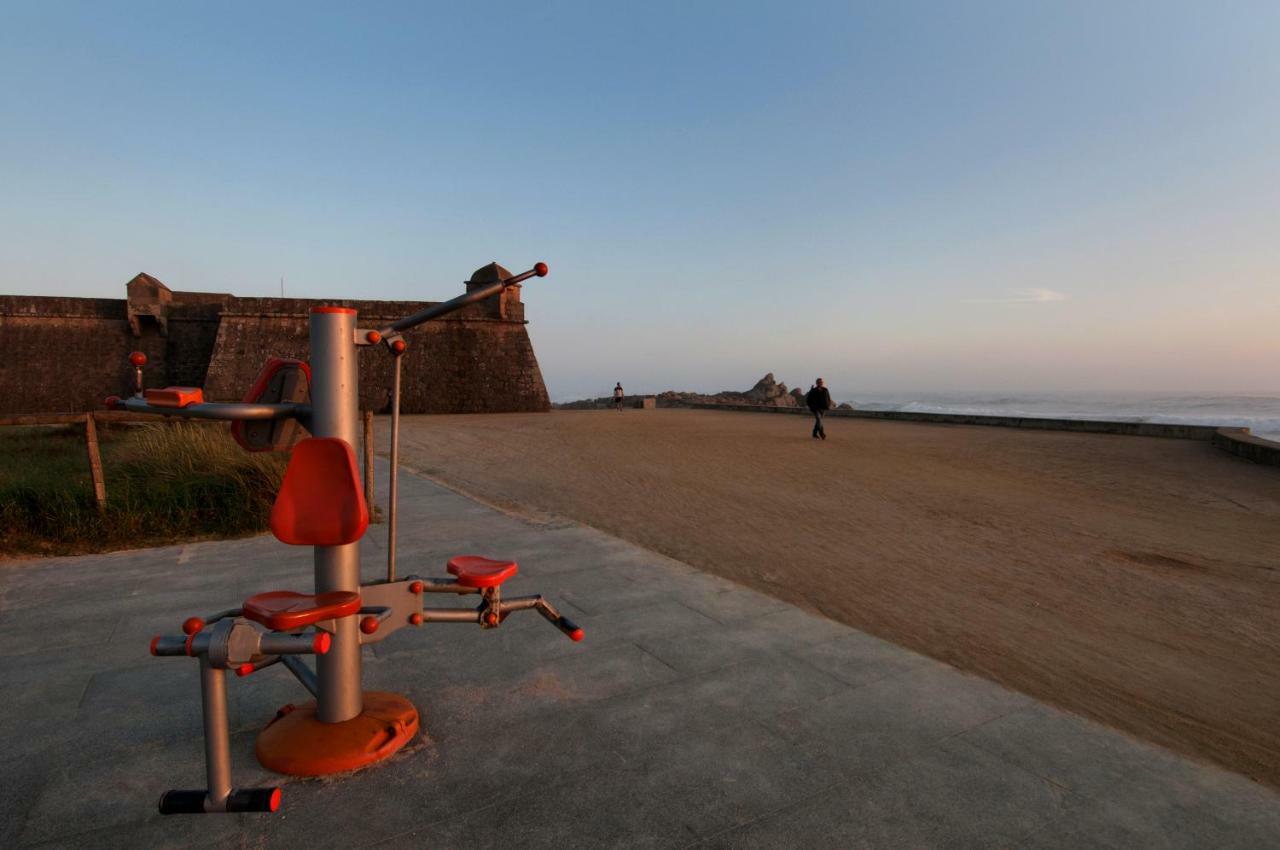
2, 2, 1277, 400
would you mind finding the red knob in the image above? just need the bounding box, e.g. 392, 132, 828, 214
182, 617, 204, 635
409, 613, 423, 626
366, 330, 382, 344
534, 262, 549, 277
149, 635, 161, 656
104, 395, 122, 410
236, 663, 255, 677
408, 581, 423, 594
312, 632, 331, 654
360, 616, 379, 634
484, 612, 499, 627
569, 627, 585, 642
391, 339, 406, 354
129, 351, 147, 367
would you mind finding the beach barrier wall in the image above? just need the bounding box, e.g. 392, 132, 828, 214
680, 403, 1280, 466
1212, 428, 1280, 467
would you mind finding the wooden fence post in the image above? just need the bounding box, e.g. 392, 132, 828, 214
362, 410, 375, 513
84, 413, 107, 511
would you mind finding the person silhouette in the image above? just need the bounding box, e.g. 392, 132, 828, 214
805, 378, 831, 439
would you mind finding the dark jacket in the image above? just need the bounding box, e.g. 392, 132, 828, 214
805, 386, 831, 412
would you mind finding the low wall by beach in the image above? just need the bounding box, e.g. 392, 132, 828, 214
1213, 428, 1280, 467
681, 402, 1280, 466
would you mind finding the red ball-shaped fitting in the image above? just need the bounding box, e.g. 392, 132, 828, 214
484, 611, 499, 627
236, 663, 255, 677
129, 351, 147, 367
104, 395, 121, 410
408, 581, 423, 595
391, 339, 406, 354
569, 627, 585, 642
534, 261, 549, 277
409, 613, 423, 626
366, 330, 382, 344
360, 616, 379, 634
182, 617, 204, 635
312, 632, 331, 655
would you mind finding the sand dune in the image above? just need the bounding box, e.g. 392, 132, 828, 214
386, 409, 1280, 787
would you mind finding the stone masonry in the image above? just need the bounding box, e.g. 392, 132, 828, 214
0, 268, 550, 415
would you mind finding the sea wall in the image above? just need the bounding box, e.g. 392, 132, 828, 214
1213, 428, 1280, 467
679, 402, 1280, 466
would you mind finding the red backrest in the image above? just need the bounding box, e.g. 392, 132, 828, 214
270, 438, 369, 546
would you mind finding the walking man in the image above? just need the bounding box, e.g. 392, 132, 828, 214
805, 378, 831, 440
613, 382, 625, 411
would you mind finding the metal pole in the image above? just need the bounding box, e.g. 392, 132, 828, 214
307, 306, 363, 723
200, 657, 232, 808
362, 409, 375, 514
377, 262, 546, 336
387, 354, 402, 583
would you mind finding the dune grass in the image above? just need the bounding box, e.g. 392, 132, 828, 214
0, 421, 287, 557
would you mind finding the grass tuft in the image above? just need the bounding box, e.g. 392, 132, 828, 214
0, 421, 287, 556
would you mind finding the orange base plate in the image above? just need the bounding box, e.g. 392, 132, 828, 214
255, 690, 419, 776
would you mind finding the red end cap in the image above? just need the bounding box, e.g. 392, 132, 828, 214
104, 395, 121, 410
129, 351, 147, 366
149, 635, 161, 656
310, 305, 356, 315
269, 787, 282, 813
236, 663, 255, 677
534, 262, 549, 277
366, 330, 382, 343
570, 628, 585, 642
182, 617, 204, 635
408, 581, 423, 594
409, 613, 423, 626
313, 632, 331, 655
391, 339, 406, 354
359, 616, 379, 635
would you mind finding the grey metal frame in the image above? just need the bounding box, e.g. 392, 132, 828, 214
133, 263, 583, 816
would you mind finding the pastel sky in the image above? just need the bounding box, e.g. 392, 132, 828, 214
2, 2, 1277, 400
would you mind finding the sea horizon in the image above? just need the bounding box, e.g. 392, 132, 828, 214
551, 388, 1280, 443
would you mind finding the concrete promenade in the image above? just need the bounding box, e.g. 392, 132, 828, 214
2, 464, 1278, 848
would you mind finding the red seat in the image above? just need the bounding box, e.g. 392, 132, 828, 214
270, 438, 369, 546
145, 386, 204, 408
447, 556, 518, 588
243, 590, 362, 631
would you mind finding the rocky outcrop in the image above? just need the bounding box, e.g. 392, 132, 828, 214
556, 373, 811, 410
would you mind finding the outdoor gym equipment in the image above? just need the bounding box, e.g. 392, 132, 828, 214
105, 262, 581, 815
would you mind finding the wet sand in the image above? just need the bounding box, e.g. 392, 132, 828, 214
387, 409, 1280, 787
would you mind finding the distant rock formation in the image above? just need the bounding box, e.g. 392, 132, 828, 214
555, 373, 818, 410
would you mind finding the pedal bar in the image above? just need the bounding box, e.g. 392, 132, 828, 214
500, 595, 584, 641
159, 786, 281, 814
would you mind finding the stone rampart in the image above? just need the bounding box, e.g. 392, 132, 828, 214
0, 270, 549, 415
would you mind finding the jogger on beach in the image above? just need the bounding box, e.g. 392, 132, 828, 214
806, 378, 831, 439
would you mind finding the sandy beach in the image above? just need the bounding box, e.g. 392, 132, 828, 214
387, 409, 1280, 787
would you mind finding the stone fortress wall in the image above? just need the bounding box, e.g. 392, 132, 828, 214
0, 267, 550, 415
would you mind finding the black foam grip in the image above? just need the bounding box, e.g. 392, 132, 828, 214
158, 789, 207, 815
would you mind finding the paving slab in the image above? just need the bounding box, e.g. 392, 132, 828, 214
1, 461, 1278, 848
